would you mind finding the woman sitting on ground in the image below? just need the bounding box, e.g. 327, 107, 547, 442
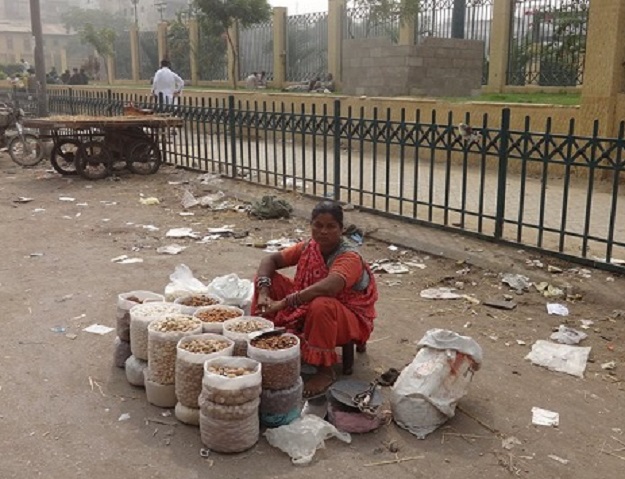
253, 201, 378, 398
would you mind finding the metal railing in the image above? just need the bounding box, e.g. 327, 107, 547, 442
508, 0, 589, 87
286, 12, 329, 82
239, 20, 274, 81
344, 5, 401, 42
44, 88, 625, 273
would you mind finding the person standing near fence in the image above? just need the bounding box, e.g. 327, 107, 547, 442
151, 59, 184, 104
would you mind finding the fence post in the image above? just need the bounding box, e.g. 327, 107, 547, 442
494, 108, 511, 240
333, 99, 341, 202
328, 0, 345, 88
157, 21, 168, 63
228, 95, 237, 177
189, 18, 199, 86
227, 23, 240, 89
272, 7, 287, 89
106, 55, 115, 85
484, 0, 513, 94
130, 23, 140, 83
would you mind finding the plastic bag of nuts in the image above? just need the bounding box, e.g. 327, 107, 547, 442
125, 355, 147, 387
174, 294, 223, 315
147, 315, 203, 385
175, 402, 200, 426
193, 305, 244, 334
248, 333, 301, 391
223, 317, 274, 356
113, 337, 132, 368
144, 369, 177, 408
199, 410, 259, 453
175, 333, 235, 408
129, 302, 184, 360
260, 377, 304, 415
116, 291, 164, 342
199, 397, 260, 421
200, 357, 262, 406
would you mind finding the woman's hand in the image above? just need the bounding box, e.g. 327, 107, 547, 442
255, 291, 271, 315
259, 298, 286, 317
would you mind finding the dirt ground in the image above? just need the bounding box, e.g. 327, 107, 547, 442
1, 155, 624, 479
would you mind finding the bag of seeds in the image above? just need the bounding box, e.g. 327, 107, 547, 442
260, 377, 304, 428
175, 402, 200, 426
175, 334, 235, 408
125, 355, 148, 387
193, 305, 244, 334
113, 337, 132, 368
222, 317, 274, 356
199, 397, 260, 421
248, 333, 301, 391
199, 410, 259, 454
129, 302, 184, 361
200, 357, 262, 406
147, 315, 203, 385
174, 294, 223, 315
145, 369, 177, 408
116, 291, 164, 341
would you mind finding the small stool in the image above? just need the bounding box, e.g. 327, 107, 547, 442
341, 341, 367, 375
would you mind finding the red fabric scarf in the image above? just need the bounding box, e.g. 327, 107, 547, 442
273, 240, 378, 337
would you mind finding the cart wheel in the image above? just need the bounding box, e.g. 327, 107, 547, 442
50, 139, 81, 175
76, 141, 112, 180
8, 134, 44, 167
127, 140, 162, 175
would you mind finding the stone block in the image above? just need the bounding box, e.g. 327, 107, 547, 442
406, 56, 424, 67
361, 57, 376, 68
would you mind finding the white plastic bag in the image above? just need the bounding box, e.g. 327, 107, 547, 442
164, 264, 209, 301
525, 340, 591, 378
206, 274, 254, 315
391, 329, 482, 439
264, 414, 351, 465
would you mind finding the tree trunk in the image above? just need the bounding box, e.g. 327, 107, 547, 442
225, 29, 238, 90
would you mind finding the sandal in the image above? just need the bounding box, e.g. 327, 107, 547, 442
303, 368, 336, 399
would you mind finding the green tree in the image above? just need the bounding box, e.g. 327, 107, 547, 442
78, 24, 116, 82
61, 7, 130, 34
350, 0, 421, 26
195, 0, 272, 88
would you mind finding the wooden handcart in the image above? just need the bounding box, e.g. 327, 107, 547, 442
22, 115, 183, 180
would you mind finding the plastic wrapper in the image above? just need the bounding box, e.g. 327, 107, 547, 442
125, 355, 148, 387
200, 411, 259, 454
113, 337, 132, 368
129, 302, 183, 360
248, 334, 301, 390
327, 399, 388, 434
147, 315, 203, 385
116, 291, 164, 341
260, 377, 303, 415
206, 274, 254, 315
144, 370, 177, 408
164, 264, 210, 301
174, 294, 223, 315
264, 415, 352, 465
175, 334, 234, 408
193, 305, 244, 334
175, 402, 200, 426
260, 406, 302, 428
222, 317, 274, 356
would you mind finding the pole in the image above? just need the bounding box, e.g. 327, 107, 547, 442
29, 0, 47, 116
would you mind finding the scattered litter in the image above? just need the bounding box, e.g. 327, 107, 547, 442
199, 448, 211, 458
580, 320, 594, 330
72, 313, 87, 320
501, 273, 531, 293
550, 325, 587, 345
502, 436, 522, 450
372, 262, 410, 275
157, 244, 187, 255
75, 212, 81, 218
198, 173, 223, 185
14, 197, 34, 203
140, 197, 160, 206
207, 225, 235, 235
111, 255, 144, 264
516, 340, 526, 346
168, 180, 189, 186
166, 228, 199, 239
102, 219, 110, 222
62, 216, 73, 220
535, 282, 565, 298
547, 265, 563, 274
462, 295, 480, 305
29, 253, 44, 258
484, 299, 517, 310
250, 196, 293, 220
531, 407, 559, 427
50, 326, 67, 334
526, 259, 544, 268
548, 454, 569, 465
118, 413, 131, 422
568, 268, 592, 278
601, 361, 616, 371
547, 303, 569, 316
77, 203, 88, 207
385, 280, 402, 287
179, 212, 194, 217
59, 197, 75, 202
33, 208, 45, 213
142, 225, 160, 232
263, 237, 298, 253
66, 333, 78, 340
100, 201, 118, 206
525, 340, 591, 378
161, 411, 172, 417
181, 189, 199, 209
420, 288, 463, 300
388, 245, 399, 252
285, 178, 304, 189
404, 261, 427, 270
83, 324, 115, 335
606, 276, 615, 282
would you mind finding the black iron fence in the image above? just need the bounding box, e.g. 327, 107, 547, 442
286, 12, 329, 82
42, 88, 625, 273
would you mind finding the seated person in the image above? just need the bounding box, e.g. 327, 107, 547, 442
257, 71, 267, 88
253, 201, 379, 398
245, 72, 259, 89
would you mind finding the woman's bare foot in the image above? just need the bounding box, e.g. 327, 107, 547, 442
303, 366, 336, 399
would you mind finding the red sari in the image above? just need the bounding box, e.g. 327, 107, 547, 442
253, 239, 378, 366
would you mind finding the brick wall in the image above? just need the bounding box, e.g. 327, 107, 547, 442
342, 37, 484, 98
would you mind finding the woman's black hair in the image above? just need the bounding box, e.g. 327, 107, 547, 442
311, 201, 343, 226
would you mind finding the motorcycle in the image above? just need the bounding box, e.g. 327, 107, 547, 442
0, 99, 44, 167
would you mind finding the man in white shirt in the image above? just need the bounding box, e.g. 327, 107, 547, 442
151, 60, 184, 104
